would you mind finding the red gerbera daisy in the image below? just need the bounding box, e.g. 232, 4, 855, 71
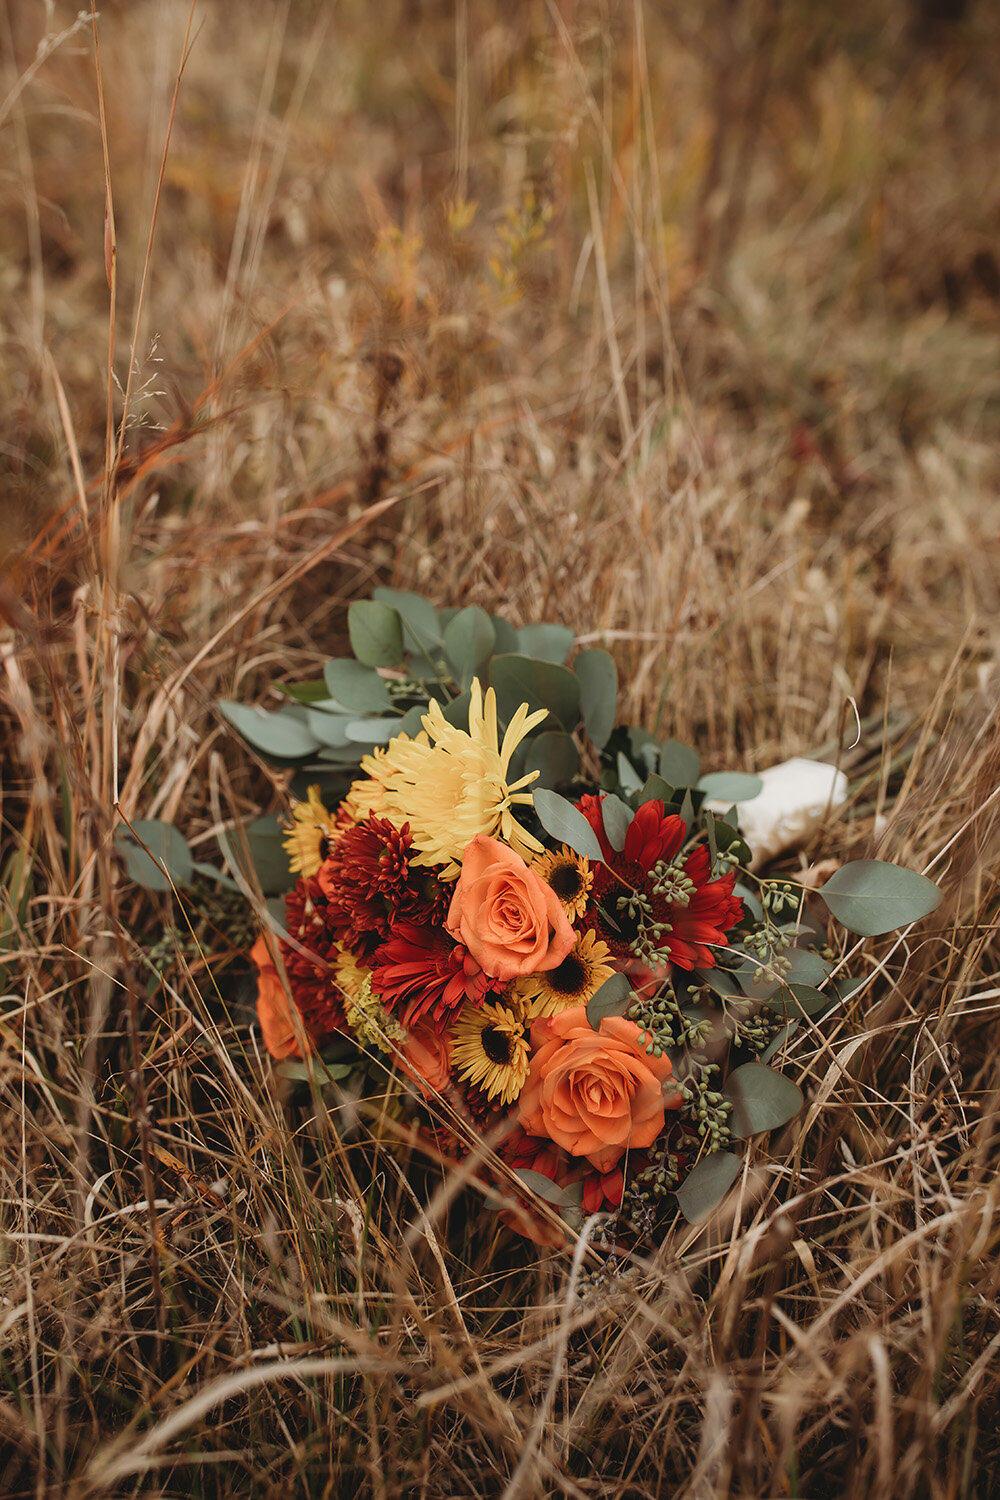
577, 796, 743, 978
317, 815, 448, 959
369, 921, 491, 1031
278, 876, 348, 1040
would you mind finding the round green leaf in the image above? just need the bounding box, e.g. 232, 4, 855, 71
532, 789, 604, 863
517, 622, 574, 664
304, 710, 353, 748
371, 587, 442, 658
444, 606, 496, 688
115, 819, 193, 893
489, 654, 580, 730
638, 773, 673, 805
616, 752, 643, 795
675, 1151, 742, 1223
523, 731, 579, 790
490, 614, 520, 655
698, 771, 764, 803
575, 648, 618, 749
819, 859, 943, 937
724, 1063, 803, 1139
601, 794, 633, 852
659, 740, 701, 788
348, 599, 405, 667
323, 659, 393, 714
219, 701, 320, 758
760, 1021, 798, 1065
585, 972, 633, 1028
512, 1168, 583, 1210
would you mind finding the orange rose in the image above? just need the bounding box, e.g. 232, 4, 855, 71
398, 1020, 452, 1098
446, 834, 575, 983
251, 934, 305, 1061
518, 1007, 681, 1174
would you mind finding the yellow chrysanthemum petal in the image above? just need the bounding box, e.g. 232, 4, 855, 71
344, 678, 544, 877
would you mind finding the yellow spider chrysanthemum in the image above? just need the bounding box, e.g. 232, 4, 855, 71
532, 844, 594, 921
450, 998, 531, 1105
283, 785, 335, 878
513, 929, 616, 1020
345, 679, 547, 877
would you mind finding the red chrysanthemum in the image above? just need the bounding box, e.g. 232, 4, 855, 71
369, 921, 491, 1031
577, 796, 743, 977
317, 815, 448, 959
278, 876, 348, 1040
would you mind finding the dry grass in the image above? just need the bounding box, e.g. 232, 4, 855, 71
2, 1, 999, 1496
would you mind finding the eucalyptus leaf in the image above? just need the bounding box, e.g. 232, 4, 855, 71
760, 1021, 798, 1065
523, 731, 579, 791
439, 689, 472, 729
277, 679, 328, 705
219, 701, 321, 759
218, 815, 293, 897
785, 947, 831, 986
675, 1151, 742, 1223
279, 1058, 356, 1085
190, 860, 240, 892
574, 648, 618, 749
115, 819, 194, 893
490, 615, 520, 655
734, 882, 764, 922
698, 771, 764, 803
638, 774, 673, 805
533, 790, 604, 863
819, 860, 943, 936
512, 1168, 583, 1209
304, 711, 353, 748
490, 654, 580, 730
628, 727, 661, 773
444, 605, 496, 688
601, 794, 633, 852
348, 599, 405, 667
517, 622, 574, 665
724, 1063, 803, 1139
659, 740, 701, 788
616, 752, 643, 796
323, 659, 393, 714
585, 972, 633, 1027
693, 965, 742, 999
372, 587, 442, 658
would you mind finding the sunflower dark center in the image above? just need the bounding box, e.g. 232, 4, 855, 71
549, 863, 584, 900
318, 836, 330, 863
547, 953, 588, 995
481, 1025, 513, 1065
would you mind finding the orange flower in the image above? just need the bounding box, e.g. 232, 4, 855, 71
518, 1007, 681, 1174
250, 934, 305, 1061
398, 1020, 452, 1098
446, 834, 574, 983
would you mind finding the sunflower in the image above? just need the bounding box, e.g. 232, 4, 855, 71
533, 844, 593, 921
450, 998, 531, 1105
344, 679, 548, 877
283, 785, 335, 878
514, 929, 616, 1019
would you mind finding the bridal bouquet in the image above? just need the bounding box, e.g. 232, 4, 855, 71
119, 589, 943, 1245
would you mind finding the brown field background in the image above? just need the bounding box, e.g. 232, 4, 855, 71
1, 1, 999, 1496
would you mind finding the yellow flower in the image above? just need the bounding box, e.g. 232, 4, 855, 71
345, 679, 547, 878
341, 965, 405, 1054
451, 997, 531, 1105
513, 929, 615, 1019
283, 785, 335, 878
532, 845, 593, 921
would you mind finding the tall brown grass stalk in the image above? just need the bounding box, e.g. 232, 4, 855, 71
1, 1, 998, 1496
